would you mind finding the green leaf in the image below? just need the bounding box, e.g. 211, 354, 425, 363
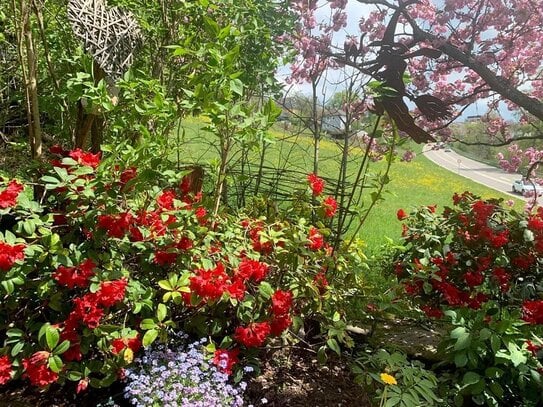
258, 281, 274, 299
454, 332, 471, 351
140, 318, 157, 330
326, 338, 341, 355
454, 352, 468, 367
463, 371, 481, 386
46, 326, 60, 350
142, 329, 159, 347
66, 371, 83, 381
158, 280, 172, 290
48, 355, 63, 373
156, 303, 167, 322
54, 340, 70, 355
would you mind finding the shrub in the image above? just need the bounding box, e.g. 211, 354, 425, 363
0, 145, 355, 390
392, 192, 543, 405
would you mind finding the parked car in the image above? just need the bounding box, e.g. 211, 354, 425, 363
512, 179, 543, 196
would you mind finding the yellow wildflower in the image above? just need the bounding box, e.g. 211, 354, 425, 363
380, 373, 397, 385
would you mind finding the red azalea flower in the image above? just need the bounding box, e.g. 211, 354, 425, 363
234, 322, 271, 347
396, 208, 408, 220
421, 305, 444, 319
68, 149, 101, 169
227, 277, 246, 300
307, 227, 324, 251
190, 263, 230, 301
427, 205, 437, 213
177, 236, 193, 250
526, 340, 541, 356
0, 355, 13, 385
111, 335, 141, 355
270, 314, 292, 336
154, 249, 178, 266
97, 212, 133, 238
157, 190, 176, 210
71, 294, 104, 329
463, 270, 484, 287
195, 207, 207, 224
271, 290, 293, 316
0, 180, 24, 208
120, 167, 137, 185
522, 300, 543, 324
0, 241, 25, 271
213, 348, 240, 375
492, 267, 510, 292
52, 258, 96, 289
322, 196, 338, 217
511, 254, 535, 270
95, 278, 128, 307
49, 144, 66, 155
237, 258, 269, 282
467, 293, 489, 310
22, 351, 58, 387
307, 173, 325, 196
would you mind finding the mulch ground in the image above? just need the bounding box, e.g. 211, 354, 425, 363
0, 346, 370, 407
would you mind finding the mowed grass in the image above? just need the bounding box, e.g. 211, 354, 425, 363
176, 117, 524, 252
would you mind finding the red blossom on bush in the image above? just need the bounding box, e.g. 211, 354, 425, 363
0, 355, 12, 385
236, 258, 269, 282
0, 180, 24, 209
396, 208, 408, 220
195, 207, 207, 224
68, 149, 101, 169
322, 196, 338, 217
176, 236, 193, 251
307, 173, 325, 196
22, 351, 58, 387
157, 190, 176, 210
234, 322, 271, 347
226, 277, 246, 300
153, 249, 178, 266
96, 278, 128, 307
120, 167, 137, 185
190, 263, 230, 301
111, 335, 142, 355
270, 314, 292, 336
97, 212, 134, 238
522, 300, 543, 324
52, 259, 96, 289
71, 294, 104, 329
307, 227, 324, 250
212, 348, 240, 375
271, 290, 293, 316
0, 241, 25, 271
421, 305, 444, 319
313, 271, 329, 294
76, 378, 89, 394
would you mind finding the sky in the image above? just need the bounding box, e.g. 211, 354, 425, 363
277, 0, 515, 122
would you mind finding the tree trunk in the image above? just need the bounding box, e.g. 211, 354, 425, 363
19, 0, 42, 159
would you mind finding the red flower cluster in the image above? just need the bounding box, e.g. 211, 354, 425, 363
157, 190, 177, 210
0, 241, 25, 271
0, 355, 12, 385
22, 351, 58, 387
322, 196, 338, 217
120, 167, 137, 186
212, 348, 240, 375
307, 227, 324, 250
270, 290, 293, 336
68, 278, 128, 329
0, 180, 24, 209
234, 322, 271, 347
111, 335, 142, 355
522, 300, 543, 325
68, 148, 101, 169
396, 208, 408, 220
307, 173, 325, 196
97, 212, 134, 238
237, 258, 269, 282
190, 262, 247, 302
53, 258, 96, 289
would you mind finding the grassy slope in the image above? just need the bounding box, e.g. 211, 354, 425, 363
177, 117, 523, 252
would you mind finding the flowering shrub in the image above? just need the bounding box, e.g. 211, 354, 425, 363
124, 337, 246, 407
393, 192, 543, 405
0, 147, 350, 390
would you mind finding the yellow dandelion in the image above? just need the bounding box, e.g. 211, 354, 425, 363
380, 373, 397, 385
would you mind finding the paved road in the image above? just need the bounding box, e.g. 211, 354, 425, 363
422, 145, 532, 202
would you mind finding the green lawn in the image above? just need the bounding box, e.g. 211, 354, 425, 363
176, 117, 523, 253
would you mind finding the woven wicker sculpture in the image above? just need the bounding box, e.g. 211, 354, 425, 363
67, 0, 141, 80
